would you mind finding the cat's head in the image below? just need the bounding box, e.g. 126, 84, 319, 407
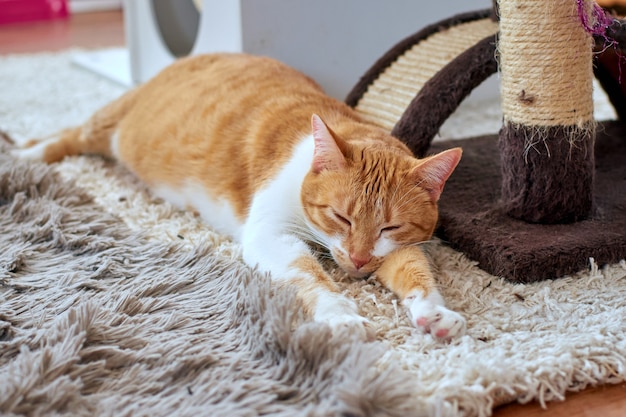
301, 114, 461, 278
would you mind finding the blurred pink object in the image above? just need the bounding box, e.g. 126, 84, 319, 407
0, 0, 69, 24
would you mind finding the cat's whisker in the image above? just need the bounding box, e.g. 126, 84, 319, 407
310, 248, 334, 261
395, 192, 428, 211
389, 169, 412, 205
409, 239, 437, 247
285, 222, 329, 249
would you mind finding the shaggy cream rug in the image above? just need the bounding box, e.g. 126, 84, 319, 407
1, 49, 625, 417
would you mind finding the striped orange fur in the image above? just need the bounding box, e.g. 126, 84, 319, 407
16, 53, 466, 341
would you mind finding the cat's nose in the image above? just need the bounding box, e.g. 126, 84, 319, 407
350, 253, 371, 270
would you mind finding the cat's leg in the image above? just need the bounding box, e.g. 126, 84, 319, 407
242, 226, 375, 341
11, 127, 83, 162
11, 88, 139, 163
374, 246, 466, 341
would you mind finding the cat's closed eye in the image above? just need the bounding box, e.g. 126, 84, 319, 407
333, 211, 352, 227
381, 225, 401, 233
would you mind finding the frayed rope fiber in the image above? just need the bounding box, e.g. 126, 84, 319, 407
577, 0, 613, 38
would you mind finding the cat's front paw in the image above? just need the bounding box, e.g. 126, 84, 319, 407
314, 293, 375, 342
326, 314, 376, 342
406, 294, 466, 341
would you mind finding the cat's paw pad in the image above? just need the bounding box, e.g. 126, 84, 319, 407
407, 298, 465, 341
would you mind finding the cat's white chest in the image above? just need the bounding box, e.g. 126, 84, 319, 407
241, 134, 323, 277
149, 135, 314, 245
243, 135, 314, 235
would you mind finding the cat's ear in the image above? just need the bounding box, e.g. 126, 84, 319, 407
311, 114, 347, 173
411, 148, 462, 202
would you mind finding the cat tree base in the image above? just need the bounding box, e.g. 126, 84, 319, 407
430, 120, 626, 283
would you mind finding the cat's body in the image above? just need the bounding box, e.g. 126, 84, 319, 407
15, 53, 465, 341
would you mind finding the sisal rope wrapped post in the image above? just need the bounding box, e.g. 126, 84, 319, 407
497, 0, 596, 223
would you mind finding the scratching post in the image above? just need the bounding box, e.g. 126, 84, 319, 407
498, 0, 595, 223
347, 3, 626, 282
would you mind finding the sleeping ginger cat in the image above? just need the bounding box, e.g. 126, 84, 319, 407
14, 53, 465, 341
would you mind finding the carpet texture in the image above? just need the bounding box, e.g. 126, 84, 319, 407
1, 50, 626, 417
0, 141, 420, 416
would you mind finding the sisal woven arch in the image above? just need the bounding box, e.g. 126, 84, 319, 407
346, 10, 498, 149
347, 6, 626, 157
350, 14, 498, 133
